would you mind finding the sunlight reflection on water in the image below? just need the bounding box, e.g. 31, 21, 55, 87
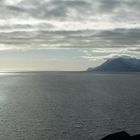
0, 72, 20, 76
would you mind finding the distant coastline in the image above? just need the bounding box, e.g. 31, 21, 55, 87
86, 57, 140, 72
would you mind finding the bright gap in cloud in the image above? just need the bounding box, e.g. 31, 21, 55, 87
5, 0, 23, 5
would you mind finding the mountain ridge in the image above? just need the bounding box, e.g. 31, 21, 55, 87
87, 57, 140, 72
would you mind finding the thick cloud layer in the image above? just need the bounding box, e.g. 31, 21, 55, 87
0, 29, 140, 50
0, 0, 140, 50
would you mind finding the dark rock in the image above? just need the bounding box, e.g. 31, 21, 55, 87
100, 131, 140, 140
131, 134, 140, 140
100, 131, 130, 140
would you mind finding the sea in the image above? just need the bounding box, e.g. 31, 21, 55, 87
0, 72, 140, 140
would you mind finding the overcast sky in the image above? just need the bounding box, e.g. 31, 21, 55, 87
0, 0, 140, 71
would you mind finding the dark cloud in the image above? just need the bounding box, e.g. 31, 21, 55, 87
95, 29, 140, 47
98, 0, 121, 13
0, 0, 91, 20
0, 0, 140, 49
0, 0, 140, 21
0, 28, 139, 50
0, 0, 140, 24
21, 0, 91, 20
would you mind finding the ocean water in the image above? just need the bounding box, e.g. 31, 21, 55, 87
0, 72, 140, 140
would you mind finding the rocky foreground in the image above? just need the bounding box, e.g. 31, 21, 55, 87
101, 131, 140, 140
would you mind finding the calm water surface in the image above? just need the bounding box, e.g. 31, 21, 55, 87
0, 72, 140, 140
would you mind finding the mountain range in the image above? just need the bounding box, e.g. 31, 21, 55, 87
87, 57, 140, 72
